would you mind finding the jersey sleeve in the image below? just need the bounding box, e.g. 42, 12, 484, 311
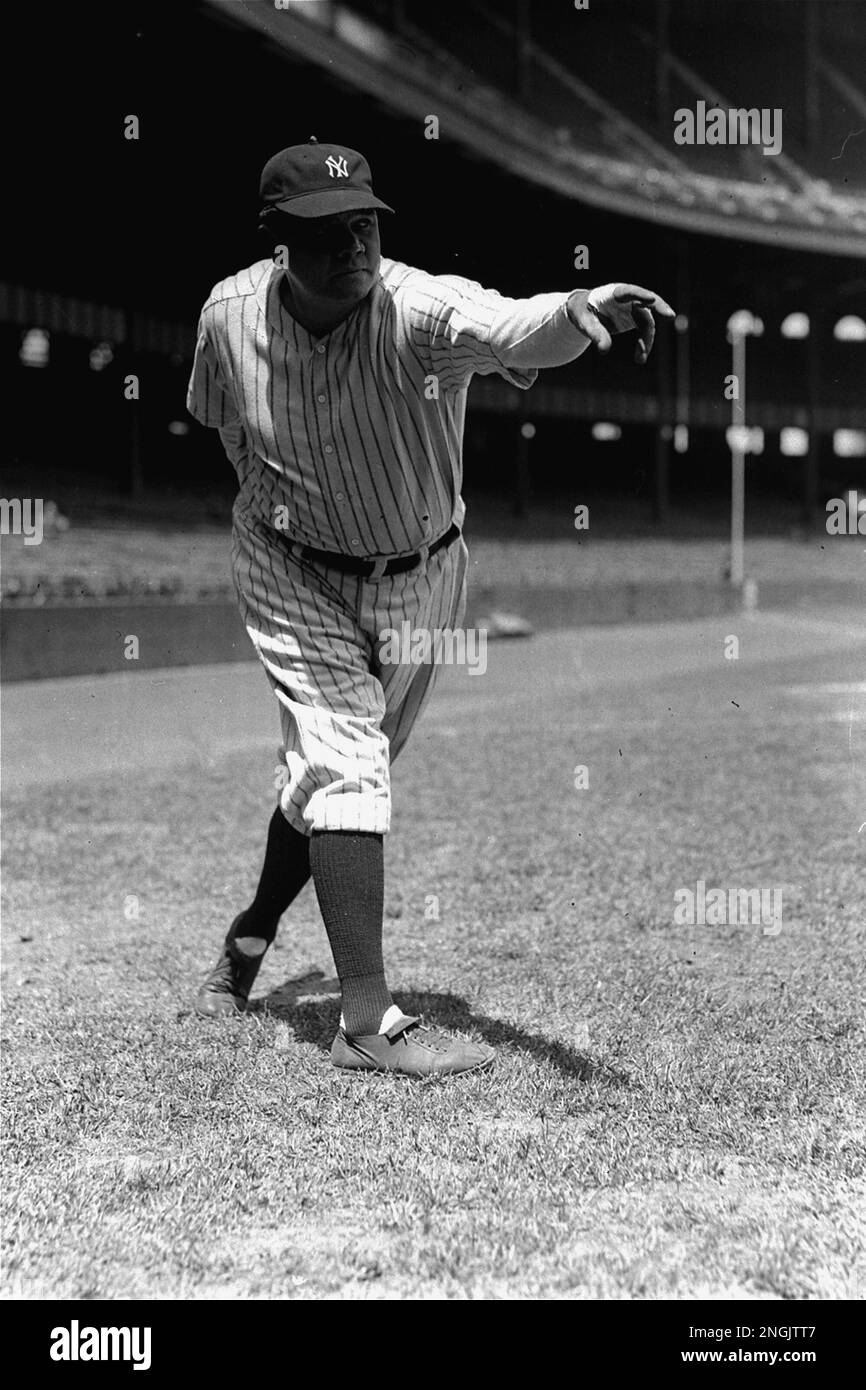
186, 309, 240, 428
217, 420, 252, 484
405, 271, 591, 393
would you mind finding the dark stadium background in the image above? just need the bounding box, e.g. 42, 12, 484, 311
3, 0, 865, 533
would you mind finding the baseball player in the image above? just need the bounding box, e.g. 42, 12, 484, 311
187, 139, 673, 1077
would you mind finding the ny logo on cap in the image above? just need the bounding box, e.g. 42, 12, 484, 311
325, 155, 349, 179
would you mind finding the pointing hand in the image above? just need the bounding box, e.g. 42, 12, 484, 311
567, 283, 676, 364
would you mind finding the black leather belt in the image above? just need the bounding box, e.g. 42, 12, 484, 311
293, 522, 461, 578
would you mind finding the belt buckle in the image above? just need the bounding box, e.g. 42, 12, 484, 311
368, 557, 388, 581
416, 542, 430, 567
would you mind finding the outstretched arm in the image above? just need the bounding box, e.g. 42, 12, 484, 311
400, 263, 675, 389
487, 280, 676, 372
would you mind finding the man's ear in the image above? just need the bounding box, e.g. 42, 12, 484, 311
258, 210, 279, 239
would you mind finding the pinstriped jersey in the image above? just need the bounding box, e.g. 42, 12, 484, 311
187, 256, 589, 558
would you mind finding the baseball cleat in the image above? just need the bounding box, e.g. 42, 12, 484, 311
194, 913, 268, 1018
330, 1012, 494, 1076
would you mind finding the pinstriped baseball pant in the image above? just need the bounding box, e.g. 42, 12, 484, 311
231, 503, 468, 836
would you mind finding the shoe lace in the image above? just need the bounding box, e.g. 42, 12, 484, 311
399, 1020, 454, 1053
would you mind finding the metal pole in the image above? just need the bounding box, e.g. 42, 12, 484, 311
653, 304, 672, 525
730, 333, 746, 587
675, 237, 690, 458
804, 291, 821, 528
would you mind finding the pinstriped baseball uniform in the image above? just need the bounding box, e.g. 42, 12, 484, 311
187, 255, 591, 835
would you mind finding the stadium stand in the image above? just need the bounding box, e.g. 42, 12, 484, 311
218, 0, 866, 255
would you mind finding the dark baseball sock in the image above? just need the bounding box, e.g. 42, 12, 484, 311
233, 806, 311, 954
309, 829, 394, 1037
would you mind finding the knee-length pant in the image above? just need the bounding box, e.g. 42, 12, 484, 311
232, 505, 468, 836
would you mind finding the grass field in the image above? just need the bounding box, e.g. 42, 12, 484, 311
2, 612, 865, 1299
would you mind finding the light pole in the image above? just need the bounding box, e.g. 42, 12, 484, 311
779, 306, 865, 525
726, 310, 764, 587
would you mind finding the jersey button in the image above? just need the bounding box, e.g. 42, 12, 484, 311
317, 394, 326, 403
316, 344, 325, 354
336, 492, 345, 501
324, 444, 334, 454
350, 539, 360, 548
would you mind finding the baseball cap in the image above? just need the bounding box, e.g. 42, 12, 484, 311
258, 138, 394, 219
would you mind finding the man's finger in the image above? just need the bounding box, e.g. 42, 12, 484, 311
586, 314, 613, 354
573, 303, 613, 353
613, 284, 676, 317
633, 304, 655, 363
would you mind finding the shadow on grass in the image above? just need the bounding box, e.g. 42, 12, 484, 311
254, 979, 629, 1087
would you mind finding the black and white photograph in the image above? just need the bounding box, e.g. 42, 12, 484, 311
1, 0, 864, 1327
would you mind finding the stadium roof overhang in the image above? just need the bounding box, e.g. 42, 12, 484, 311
203, 0, 866, 260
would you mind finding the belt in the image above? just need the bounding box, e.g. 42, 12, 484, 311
290, 522, 461, 579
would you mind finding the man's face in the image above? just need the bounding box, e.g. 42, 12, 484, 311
277, 209, 381, 308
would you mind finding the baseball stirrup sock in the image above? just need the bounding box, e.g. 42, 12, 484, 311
236, 806, 312, 948
309, 829, 394, 1037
